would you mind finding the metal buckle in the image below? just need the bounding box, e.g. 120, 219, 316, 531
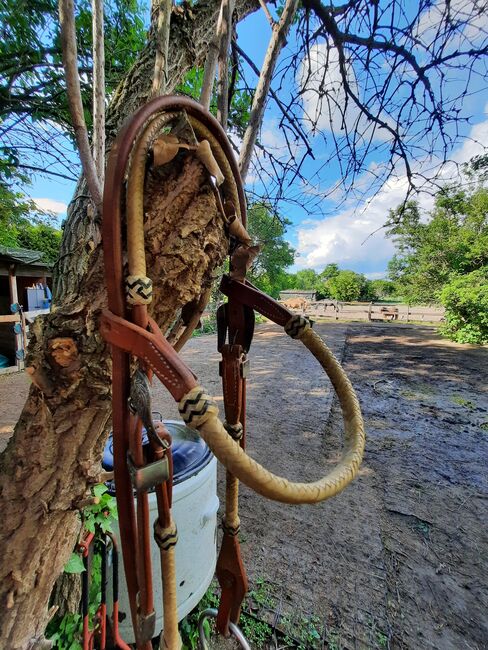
240, 358, 250, 379
127, 452, 169, 492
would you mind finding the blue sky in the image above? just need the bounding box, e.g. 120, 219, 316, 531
26, 1, 488, 279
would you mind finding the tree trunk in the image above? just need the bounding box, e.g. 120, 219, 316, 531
0, 2, 258, 647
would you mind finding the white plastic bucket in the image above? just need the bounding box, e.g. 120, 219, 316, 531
106, 421, 219, 643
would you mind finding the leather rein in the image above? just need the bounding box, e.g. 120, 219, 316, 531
100, 95, 365, 650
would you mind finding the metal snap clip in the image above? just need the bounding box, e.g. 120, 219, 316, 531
198, 608, 251, 650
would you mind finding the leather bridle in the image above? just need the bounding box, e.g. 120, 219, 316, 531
100, 95, 365, 649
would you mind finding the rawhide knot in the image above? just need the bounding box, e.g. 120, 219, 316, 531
126, 274, 153, 305
224, 421, 243, 441
154, 520, 178, 550
284, 314, 311, 339
222, 516, 240, 537
179, 386, 219, 427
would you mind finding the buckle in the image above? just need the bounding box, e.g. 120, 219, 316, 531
127, 452, 169, 492
240, 358, 250, 378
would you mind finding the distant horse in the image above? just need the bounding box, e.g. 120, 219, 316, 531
280, 297, 309, 313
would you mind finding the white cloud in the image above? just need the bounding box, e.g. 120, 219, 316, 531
33, 198, 68, 215
415, 0, 488, 47
295, 175, 417, 270
294, 116, 488, 272
300, 43, 391, 142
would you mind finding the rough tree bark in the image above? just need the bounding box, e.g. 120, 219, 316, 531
0, 1, 258, 647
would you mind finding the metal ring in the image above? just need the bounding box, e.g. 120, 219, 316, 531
198, 608, 251, 650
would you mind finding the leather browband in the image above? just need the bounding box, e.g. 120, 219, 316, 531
100, 310, 197, 401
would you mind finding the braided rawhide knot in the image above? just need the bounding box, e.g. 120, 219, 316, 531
224, 421, 243, 441
179, 386, 219, 427
154, 520, 178, 551
222, 516, 240, 537
284, 314, 312, 339
126, 274, 153, 305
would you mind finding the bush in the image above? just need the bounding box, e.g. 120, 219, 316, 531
440, 269, 488, 344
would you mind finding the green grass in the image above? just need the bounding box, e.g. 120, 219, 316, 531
450, 395, 476, 409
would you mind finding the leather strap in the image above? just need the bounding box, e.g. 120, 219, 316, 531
215, 270, 254, 635
100, 310, 197, 402
220, 275, 292, 327
220, 345, 245, 426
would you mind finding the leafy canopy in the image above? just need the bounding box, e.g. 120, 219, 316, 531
386, 187, 488, 305
0, 178, 61, 262
386, 171, 488, 343
245, 203, 295, 298
0, 0, 147, 182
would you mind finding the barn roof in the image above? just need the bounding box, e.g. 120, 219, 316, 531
0, 246, 50, 268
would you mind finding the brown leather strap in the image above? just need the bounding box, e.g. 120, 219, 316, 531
215, 272, 253, 635
100, 310, 197, 401
216, 533, 248, 636
220, 275, 293, 327
220, 345, 246, 426
111, 348, 142, 643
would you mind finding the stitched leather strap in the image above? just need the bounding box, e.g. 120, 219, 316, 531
100, 310, 197, 401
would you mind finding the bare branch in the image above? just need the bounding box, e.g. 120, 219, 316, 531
151, 0, 173, 96
200, 1, 225, 110
258, 0, 275, 28
58, 0, 102, 210
92, 0, 105, 186
238, 0, 300, 181
234, 41, 314, 159
216, 0, 234, 127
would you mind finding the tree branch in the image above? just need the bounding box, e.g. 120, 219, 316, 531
238, 0, 300, 181
151, 0, 173, 96
58, 0, 102, 210
258, 0, 275, 27
92, 0, 105, 186
200, 0, 225, 110
216, 0, 234, 127
234, 41, 314, 159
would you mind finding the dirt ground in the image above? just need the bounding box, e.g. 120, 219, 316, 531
1, 322, 487, 649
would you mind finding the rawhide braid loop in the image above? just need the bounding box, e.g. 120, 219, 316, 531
224, 421, 244, 441
284, 314, 311, 339
126, 274, 153, 305
154, 520, 178, 550
178, 326, 365, 505
178, 387, 219, 427
221, 518, 241, 536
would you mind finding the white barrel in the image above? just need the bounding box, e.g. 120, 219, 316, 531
106, 421, 219, 644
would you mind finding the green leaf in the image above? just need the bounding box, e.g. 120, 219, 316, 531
92, 483, 108, 498
64, 552, 85, 574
